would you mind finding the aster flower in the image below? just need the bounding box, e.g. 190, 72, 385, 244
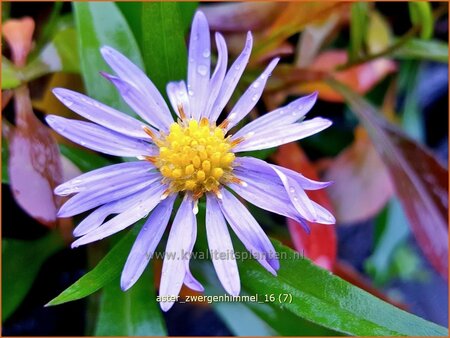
46, 11, 335, 311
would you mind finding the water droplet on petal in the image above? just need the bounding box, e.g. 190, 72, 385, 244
64, 100, 74, 108
289, 187, 295, 193
252, 81, 260, 88
202, 49, 210, 58
197, 65, 208, 76
251, 94, 259, 102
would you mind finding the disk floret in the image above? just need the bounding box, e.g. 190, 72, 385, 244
154, 118, 235, 197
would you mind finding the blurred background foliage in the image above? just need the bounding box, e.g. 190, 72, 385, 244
1, 1, 448, 336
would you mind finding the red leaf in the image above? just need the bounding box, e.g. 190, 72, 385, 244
324, 127, 395, 224
8, 86, 63, 227
201, 2, 283, 32
328, 79, 448, 279
273, 143, 337, 270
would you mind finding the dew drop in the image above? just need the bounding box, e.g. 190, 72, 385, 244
64, 100, 74, 108
251, 94, 259, 102
202, 49, 210, 58
260, 74, 267, 80
289, 187, 295, 193
197, 65, 208, 76
252, 81, 260, 88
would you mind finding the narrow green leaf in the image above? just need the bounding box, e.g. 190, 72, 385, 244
95, 269, 166, 336
198, 263, 339, 336
46, 225, 140, 306
239, 240, 448, 336
1, 58, 21, 90
365, 199, 410, 285
393, 38, 448, 63
117, 2, 143, 47
349, 2, 369, 60
2, 232, 64, 321
73, 2, 143, 115
59, 144, 112, 173
408, 2, 434, 40
366, 11, 392, 54
141, 2, 193, 94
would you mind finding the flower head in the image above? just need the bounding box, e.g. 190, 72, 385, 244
47, 11, 334, 311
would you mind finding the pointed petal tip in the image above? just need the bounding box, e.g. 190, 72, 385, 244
120, 277, 133, 292
100, 45, 114, 56
159, 300, 175, 312
226, 284, 241, 296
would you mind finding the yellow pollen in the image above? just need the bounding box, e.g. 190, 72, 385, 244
153, 118, 237, 197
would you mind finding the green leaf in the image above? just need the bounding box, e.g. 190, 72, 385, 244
408, 2, 434, 40
198, 263, 339, 336
366, 11, 392, 54
349, 2, 369, 60
1, 58, 21, 90
23, 28, 80, 82
141, 2, 194, 94
59, 144, 112, 173
2, 136, 9, 183
365, 198, 410, 285
2, 232, 64, 321
95, 269, 166, 336
73, 2, 143, 115
239, 240, 448, 336
117, 2, 143, 47
46, 225, 140, 306
393, 38, 448, 63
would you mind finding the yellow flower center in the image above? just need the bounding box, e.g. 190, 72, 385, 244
151, 118, 237, 198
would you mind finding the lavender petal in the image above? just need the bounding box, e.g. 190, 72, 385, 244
218, 188, 279, 274
206, 194, 240, 295
233, 92, 318, 139
188, 11, 211, 120
203, 33, 228, 119
73, 186, 156, 237
46, 115, 156, 157
233, 117, 332, 152
71, 184, 167, 248
55, 161, 153, 196
159, 196, 197, 312
102, 72, 173, 131
166, 81, 191, 119
121, 194, 176, 291
225, 58, 279, 131
100, 46, 172, 122
209, 32, 253, 122
58, 173, 161, 217
52, 88, 151, 139
272, 166, 317, 222
184, 262, 205, 292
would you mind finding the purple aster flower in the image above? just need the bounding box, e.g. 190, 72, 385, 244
46, 11, 335, 311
